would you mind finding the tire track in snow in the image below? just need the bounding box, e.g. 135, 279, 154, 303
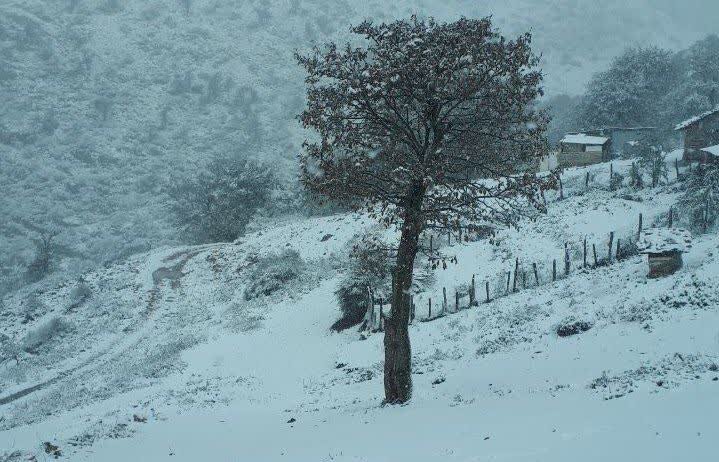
0, 248, 204, 410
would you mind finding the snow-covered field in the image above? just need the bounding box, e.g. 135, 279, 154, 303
2, 159, 719, 461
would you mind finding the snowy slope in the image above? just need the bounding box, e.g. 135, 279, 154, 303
2, 159, 719, 461
3, 0, 719, 298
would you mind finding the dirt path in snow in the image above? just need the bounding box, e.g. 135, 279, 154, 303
0, 249, 201, 409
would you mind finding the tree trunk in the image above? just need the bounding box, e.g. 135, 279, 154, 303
384, 183, 424, 404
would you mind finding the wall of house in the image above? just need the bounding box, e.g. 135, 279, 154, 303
557, 150, 604, 168
684, 112, 719, 162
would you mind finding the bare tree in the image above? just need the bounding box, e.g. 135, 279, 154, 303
297, 16, 554, 403
26, 230, 59, 282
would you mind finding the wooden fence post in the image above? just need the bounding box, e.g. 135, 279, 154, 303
616, 238, 621, 260
485, 281, 490, 303
430, 235, 434, 258
513, 258, 519, 292
533, 262, 539, 285
564, 242, 570, 276
668, 207, 674, 228
559, 175, 564, 200
609, 163, 614, 190
428, 297, 432, 320
470, 275, 476, 306
552, 259, 557, 281
455, 290, 459, 312
585, 171, 590, 188
608, 232, 614, 264
638, 213, 643, 240
442, 287, 448, 315
593, 243, 598, 267
583, 237, 587, 268
506, 272, 511, 294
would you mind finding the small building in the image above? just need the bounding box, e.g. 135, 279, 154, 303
638, 228, 692, 278
557, 133, 611, 168
674, 106, 719, 163
587, 127, 659, 158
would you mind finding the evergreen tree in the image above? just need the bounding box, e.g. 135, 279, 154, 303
580, 46, 680, 129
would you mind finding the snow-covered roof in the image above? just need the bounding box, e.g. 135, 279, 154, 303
701, 144, 719, 156
675, 106, 719, 131
559, 134, 610, 145
638, 228, 692, 254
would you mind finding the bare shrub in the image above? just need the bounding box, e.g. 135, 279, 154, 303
21, 316, 72, 354
244, 250, 304, 300
332, 233, 390, 331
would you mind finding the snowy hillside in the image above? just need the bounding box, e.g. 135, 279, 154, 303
2, 158, 718, 461
3, 0, 719, 297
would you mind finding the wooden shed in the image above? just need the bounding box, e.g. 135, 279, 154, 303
637, 228, 692, 278
557, 134, 611, 168
675, 107, 719, 163
587, 127, 658, 158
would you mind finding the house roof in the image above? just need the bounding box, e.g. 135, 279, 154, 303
638, 228, 692, 254
559, 134, 610, 145
701, 144, 719, 156
675, 106, 719, 131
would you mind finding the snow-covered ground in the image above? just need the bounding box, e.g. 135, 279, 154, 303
2, 158, 719, 461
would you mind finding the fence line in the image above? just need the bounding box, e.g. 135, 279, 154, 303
363, 209, 672, 333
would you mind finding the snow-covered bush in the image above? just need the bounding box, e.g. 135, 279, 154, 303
170, 157, 275, 243
678, 164, 719, 232
629, 162, 644, 189
332, 233, 390, 331
21, 316, 72, 354
244, 250, 304, 300
638, 149, 668, 188
609, 171, 624, 191
0, 334, 20, 364
22, 293, 46, 323
68, 282, 93, 309
555, 316, 593, 337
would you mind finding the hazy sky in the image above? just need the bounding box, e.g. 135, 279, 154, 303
406, 0, 719, 95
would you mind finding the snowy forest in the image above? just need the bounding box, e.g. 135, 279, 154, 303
2, 1, 719, 461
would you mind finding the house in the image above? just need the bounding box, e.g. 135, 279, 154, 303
674, 106, 719, 163
638, 228, 692, 278
586, 126, 658, 157
557, 133, 611, 168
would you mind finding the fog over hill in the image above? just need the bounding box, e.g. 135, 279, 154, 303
1, 0, 718, 296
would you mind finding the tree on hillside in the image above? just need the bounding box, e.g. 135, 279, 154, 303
580, 46, 679, 129
26, 230, 59, 283
170, 157, 274, 243
297, 16, 554, 403
662, 34, 719, 124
